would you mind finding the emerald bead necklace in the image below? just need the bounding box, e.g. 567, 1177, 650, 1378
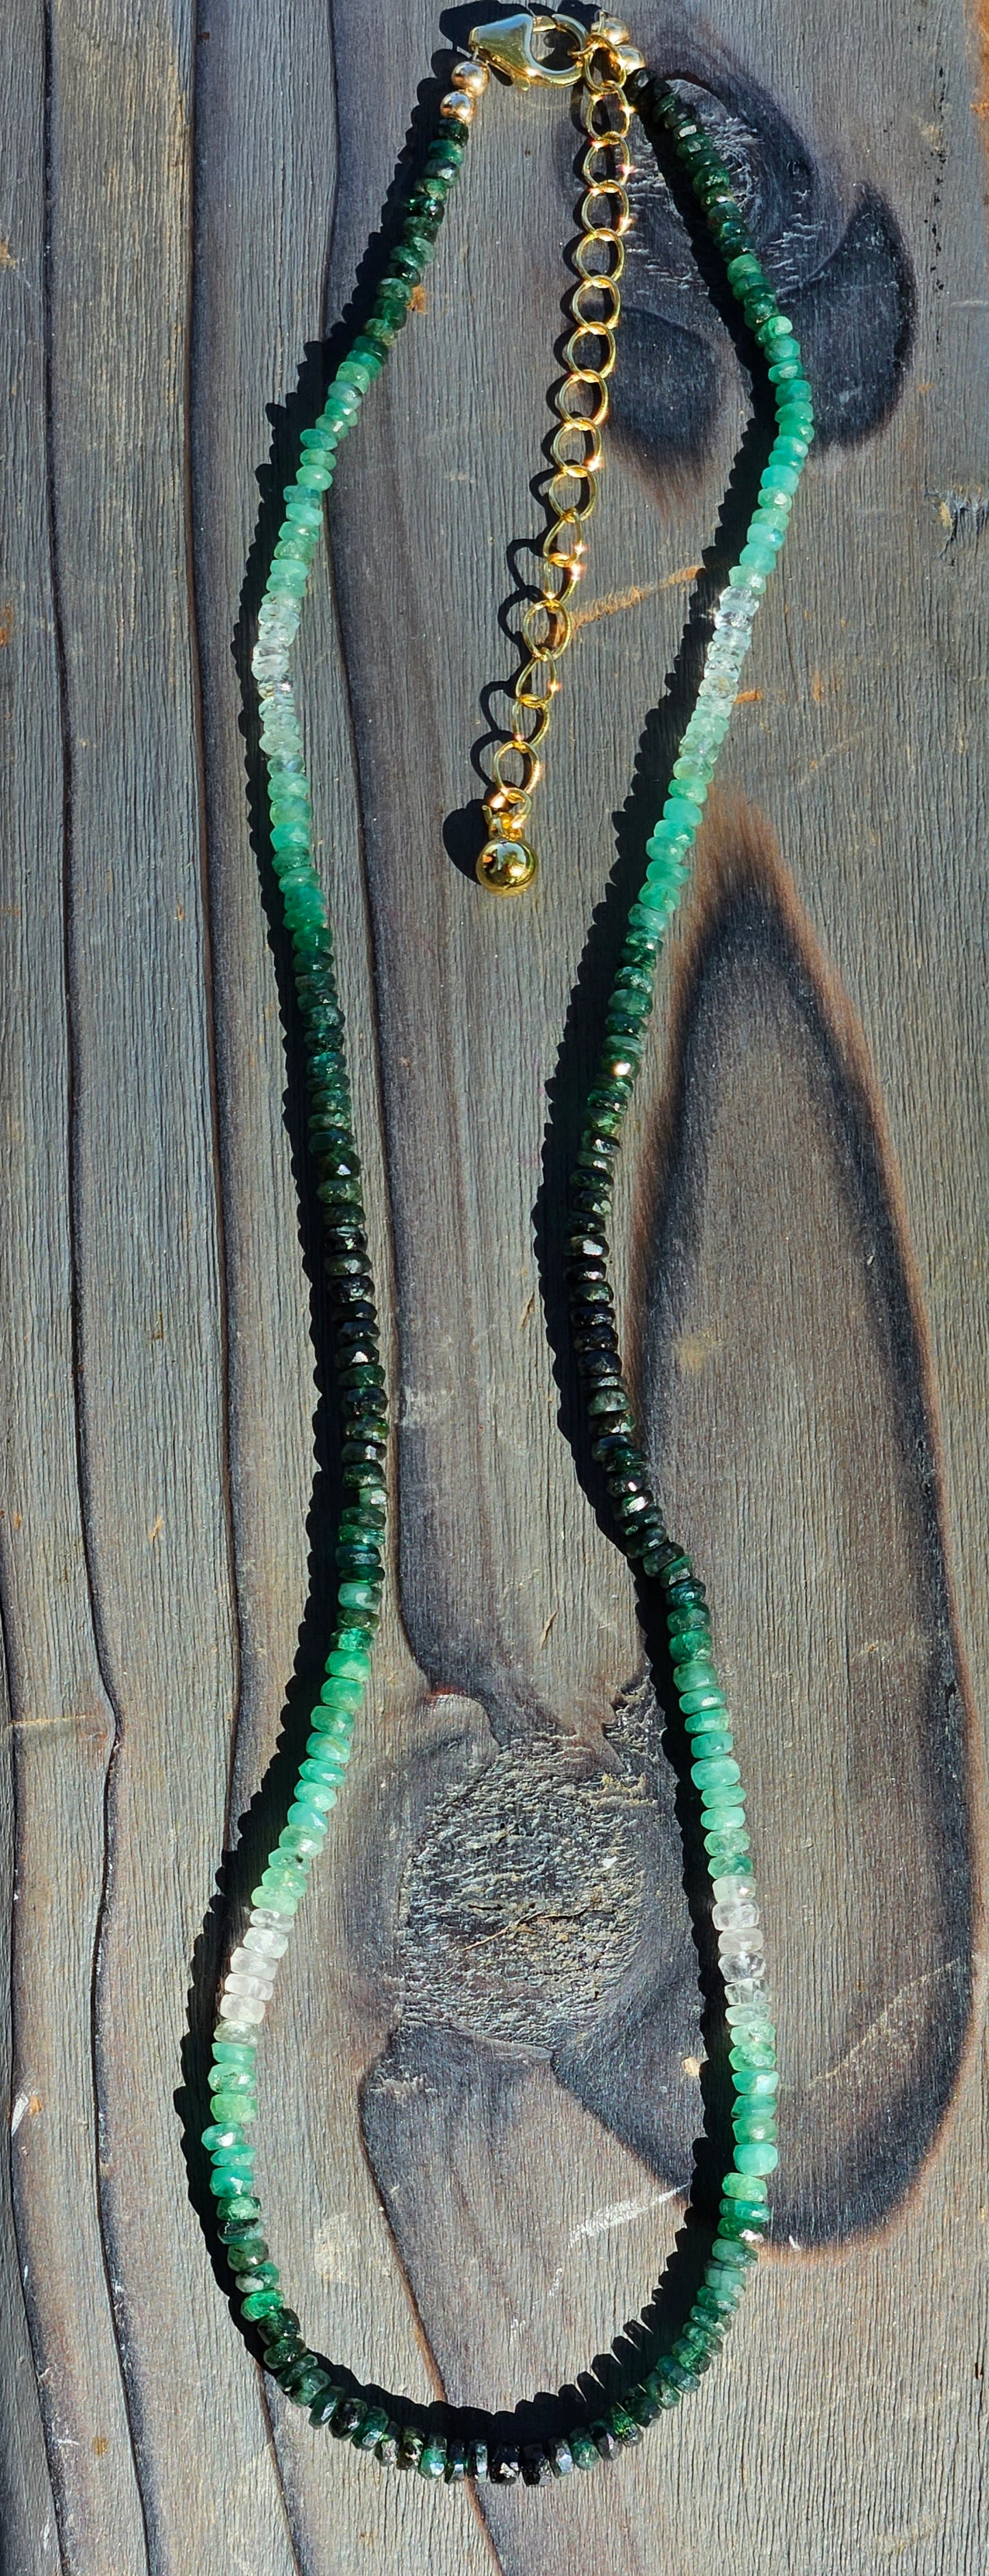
203, 9, 809, 2488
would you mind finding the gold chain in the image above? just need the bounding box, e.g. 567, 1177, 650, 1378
465, 17, 643, 893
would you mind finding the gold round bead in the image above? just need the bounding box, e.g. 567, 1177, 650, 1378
477, 835, 539, 895
452, 58, 489, 95
613, 40, 645, 75
593, 13, 630, 42
440, 90, 476, 124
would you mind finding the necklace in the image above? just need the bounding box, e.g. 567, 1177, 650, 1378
203, 10, 809, 2487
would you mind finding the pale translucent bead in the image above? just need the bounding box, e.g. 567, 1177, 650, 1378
727, 2005, 775, 2039
228, 1946, 278, 1983
711, 1874, 756, 1904
219, 1990, 265, 2024
719, 1945, 766, 1986
225, 1967, 275, 2004
712, 1897, 759, 1930
251, 646, 290, 685
250, 1905, 294, 1932
724, 1971, 768, 2005
719, 1928, 765, 1963
243, 1926, 289, 1960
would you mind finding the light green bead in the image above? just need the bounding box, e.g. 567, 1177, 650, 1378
734, 2141, 778, 2176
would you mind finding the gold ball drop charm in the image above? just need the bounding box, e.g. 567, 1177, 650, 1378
477, 833, 539, 894
478, 787, 539, 892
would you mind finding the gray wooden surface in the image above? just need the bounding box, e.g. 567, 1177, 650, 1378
1, 1, 988, 2569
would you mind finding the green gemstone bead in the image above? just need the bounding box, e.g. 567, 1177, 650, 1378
287, 2367, 332, 2409
725, 251, 763, 285
209, 2164, 254, 2199
669, 1626, 712, 1661
723, 2167, 769, 2202
231, 2240, 272, 2273
730, 2037, 775, 2069
732, 2066, 779, 2097
711, 2234, 758, 2270
209, 2093, 256, 2127
739, 536, 777, 576
674, 1659, 721, 1700
241, 2286, 283, 2319
678, 1685, 728, 1715
733, 2108, 778, 2143
721, 2201, 769, 2238
734, 2141, 779, 2176
701, 1802, 747, 1833
569, 2430, 598, 2470
353, 2404, 391, 2450
418, 2438, 447, 2479
326, 1648, 371, 1681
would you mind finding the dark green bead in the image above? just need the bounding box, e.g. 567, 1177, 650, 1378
521, 2444, 550, 2485
285, 2367, 331, 2408
608, 2403, 642, 2447
396, 2428, 424, 2470
696, 2279, 741, 2317
418, 2437, 447, 2479
389, 244, 426, 283
569, 2428, 599, 2470
353, 2404, 391, 2450
590, 2419, 617, 2460
489, 2446, 521, 2484
331, 2396, 368, 2439
628, 2384, 660, 2427
310, 2386, 347, 2428
235, 2261, 280, 2295
222, 2227, 268, 2262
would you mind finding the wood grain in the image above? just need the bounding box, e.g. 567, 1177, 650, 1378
1, 0, 988, 2568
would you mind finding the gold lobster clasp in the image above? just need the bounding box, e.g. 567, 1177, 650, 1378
467, 11, 587, 86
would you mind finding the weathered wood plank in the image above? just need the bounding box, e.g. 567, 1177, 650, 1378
32, 2, 298, 2566
0, 12, 142, 2568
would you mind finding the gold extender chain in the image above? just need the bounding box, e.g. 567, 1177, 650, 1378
471, 16, 643, 892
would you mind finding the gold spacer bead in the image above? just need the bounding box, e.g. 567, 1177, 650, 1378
440, 90, 476, 123
477, 835, 539, 895
613, 40, 645, 74
593, 14, 631, 42
452, 58, 489, 95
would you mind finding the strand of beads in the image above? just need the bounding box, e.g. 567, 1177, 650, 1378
203, 74, 481, 2421
563, 73, 812, 2407
203, 53, 801, 2479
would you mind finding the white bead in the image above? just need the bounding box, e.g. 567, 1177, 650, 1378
250, 1906, 294, 1932
225, 1966, 274, 2002
218, 1991, 265, 2024
243, 1926, 289, 1959
711, 1874, 756, 1903
712, 1898, 760, 1930
724, 1973, 768, 2006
